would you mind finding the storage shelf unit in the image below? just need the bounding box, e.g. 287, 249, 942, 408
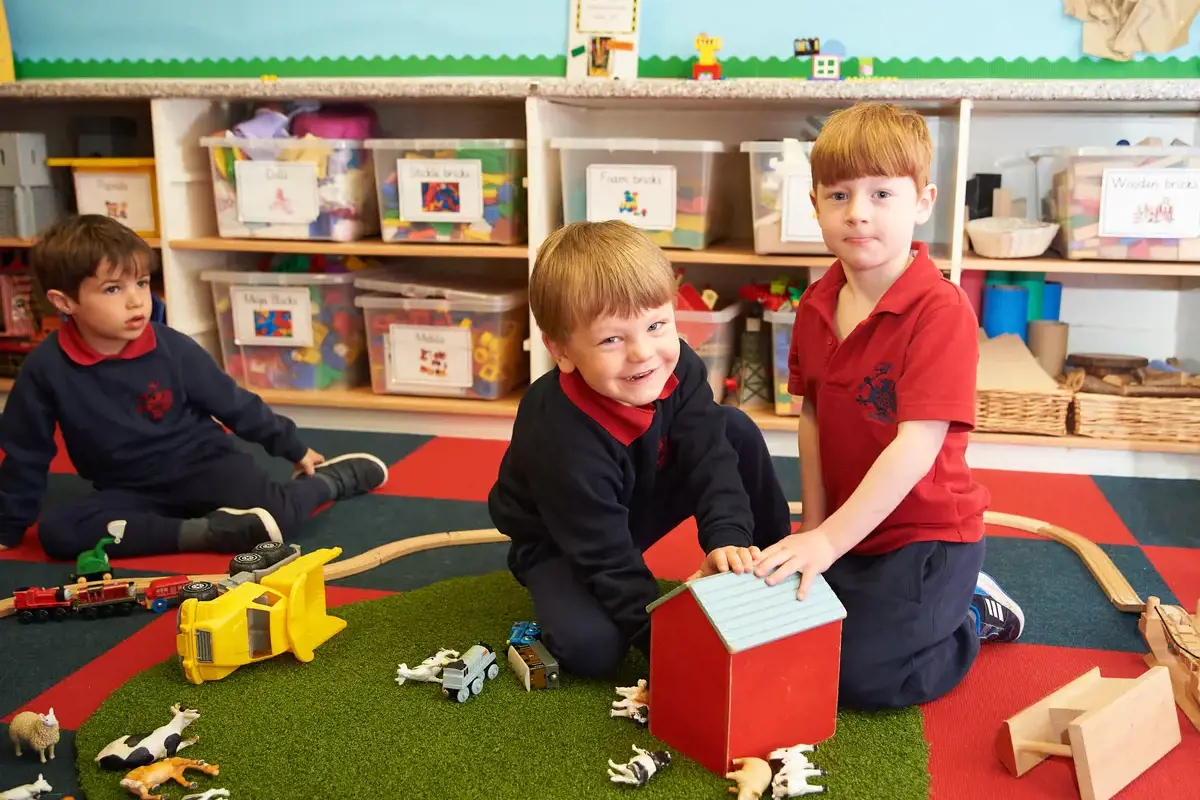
1, 78, 1198, 478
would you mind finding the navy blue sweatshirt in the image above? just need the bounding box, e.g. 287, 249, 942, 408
0, 320, 308, 546
487, 340, 755, 652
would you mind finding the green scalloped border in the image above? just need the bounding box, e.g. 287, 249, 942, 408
14, 54, 1200, 81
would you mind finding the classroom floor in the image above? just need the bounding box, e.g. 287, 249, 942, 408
0, 427, 1197, 798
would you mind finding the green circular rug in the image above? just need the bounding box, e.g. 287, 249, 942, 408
77, 571, 931, 799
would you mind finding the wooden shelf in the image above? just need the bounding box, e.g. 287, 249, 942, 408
255, 385, 526, 417
168, 237, 529, 259
1, 236, 161, 249
961, 254, 1200, 277
665, 242, 833, 268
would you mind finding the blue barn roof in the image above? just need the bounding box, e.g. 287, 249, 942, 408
646, 570, 847, 654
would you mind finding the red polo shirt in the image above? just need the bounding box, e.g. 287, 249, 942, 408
787, 242, 989, 555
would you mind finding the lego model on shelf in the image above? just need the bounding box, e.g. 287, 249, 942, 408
365, 138, 527, 245
692, 33, 723, 80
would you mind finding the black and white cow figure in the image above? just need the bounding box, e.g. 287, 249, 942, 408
93, 703, 201, 770
608, 744, 672, 787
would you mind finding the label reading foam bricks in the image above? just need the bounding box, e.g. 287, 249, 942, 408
386, 324, 473, 389
398, 158, 484, 223
234, 161, 320, 225
780, 173, 823, 242
230, 286, 314, 348
1098, 167, 1200, 239
586, 164, 677, 231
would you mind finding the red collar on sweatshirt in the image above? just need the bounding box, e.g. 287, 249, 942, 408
57, 318, 157, 366
559, 367, 679, 446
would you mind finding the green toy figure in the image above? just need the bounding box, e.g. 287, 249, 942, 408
70, 520, 125, 584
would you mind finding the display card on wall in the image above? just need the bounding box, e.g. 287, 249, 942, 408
386, 324, 474, 390
231, 286, 314, 347
397, 158, 484, 223
585, 164, 676, 230
234, 160, 320, 225
566, 0, 640, 80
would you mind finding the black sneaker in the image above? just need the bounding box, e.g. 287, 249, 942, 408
302, 452, 388, 501
203, 507, 283, 552
970, 571, 1025, 642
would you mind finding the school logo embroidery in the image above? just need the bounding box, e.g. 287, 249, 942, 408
657, 437, 670, 469
856, 362, 897, 424
137, 381, 173, 421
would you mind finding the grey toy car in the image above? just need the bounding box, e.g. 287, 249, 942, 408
441, 642, 501, 702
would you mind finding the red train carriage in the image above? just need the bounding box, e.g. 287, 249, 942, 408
140, 576, 190, 612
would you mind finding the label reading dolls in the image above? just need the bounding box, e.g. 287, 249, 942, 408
386, 324, 473, 389
235, 161, 320, 225
230, 286, 315, 347
586, 164, 677, 230
398, 158, 484, 223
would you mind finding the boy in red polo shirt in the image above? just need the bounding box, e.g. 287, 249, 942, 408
753, 102, 1025, 709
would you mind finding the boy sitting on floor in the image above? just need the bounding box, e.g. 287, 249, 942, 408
0, 214, 388, 559
488, 219, 793, 679
751, 102, 1026, 709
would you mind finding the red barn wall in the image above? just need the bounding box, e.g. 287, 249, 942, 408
648, 593, 732, 774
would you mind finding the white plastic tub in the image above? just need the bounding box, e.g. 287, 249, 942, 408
764, 308, 800, 416
676, 303, 742, 401
201, 136, 379, 241
740, 139, 829, 255
550, 136, 729, 250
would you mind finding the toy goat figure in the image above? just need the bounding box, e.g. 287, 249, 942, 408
396, 647, 461, 685
120, 757, 219, 800
608, 744, 671, 787
8, 708, 59, 763
95, 703, 201, 770
726, 756, 773, 800
0, 775, 52, 800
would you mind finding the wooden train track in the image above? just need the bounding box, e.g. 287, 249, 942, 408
1, 507, 1144, 620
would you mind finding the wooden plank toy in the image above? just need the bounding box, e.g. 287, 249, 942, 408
995, 665, 1180, 800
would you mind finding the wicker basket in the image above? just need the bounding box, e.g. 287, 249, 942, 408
966, 217, 1059, 259
1071, 392, 1200, 443
976, 388, 1073, 436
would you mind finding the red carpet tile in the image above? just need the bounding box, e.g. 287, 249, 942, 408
1141, 546, 1200, 608
974, 469, 1137, 546
643, 519, 803, 582
923, 642, 1200, 800
377, 437, 509, 503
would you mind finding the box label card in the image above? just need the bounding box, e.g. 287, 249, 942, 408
386, 324, 473, 389
230, 286, 314, 347
780, 173, 823, 242
234, 160, 320, 225
398, 158, 484, 223
74, 171, 156, 233
586, 164, 677, 230
1098, 168, 1200, 239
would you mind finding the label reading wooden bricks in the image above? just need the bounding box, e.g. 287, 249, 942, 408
398, 158, 484, 223
235, 161, 320, 225
230, 286, 314, 348
585, 164, 677, 230
1098, 168, 1200, 240
387, 324, 473, 389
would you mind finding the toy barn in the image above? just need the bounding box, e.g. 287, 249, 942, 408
645, 570, 847, 774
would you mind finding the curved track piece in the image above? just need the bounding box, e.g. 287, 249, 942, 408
785, 501, 1143, 613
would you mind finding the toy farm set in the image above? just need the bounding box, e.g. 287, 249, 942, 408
3, 497, 1196, 799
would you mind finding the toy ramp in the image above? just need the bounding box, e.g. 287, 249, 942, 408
261, 546, 347, 663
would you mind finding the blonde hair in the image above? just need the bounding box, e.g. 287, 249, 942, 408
810, 102, 933, 191
530, 221, 676, 343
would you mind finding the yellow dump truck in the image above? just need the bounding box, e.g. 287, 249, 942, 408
175, 545, 346, 685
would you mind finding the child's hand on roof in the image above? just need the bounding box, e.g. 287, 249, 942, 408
686, 545, 761, 582
752, 530, 836, 600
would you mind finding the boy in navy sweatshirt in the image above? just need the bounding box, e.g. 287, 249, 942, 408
488, 220, 792, 679
0, 215, 388, 559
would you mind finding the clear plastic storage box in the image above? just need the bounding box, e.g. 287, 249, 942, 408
353, 274, 529, 399
364, 138, 526, 245
676, 303, 743, 401
764, 308, 800, 416
549, 137, 729, 250
201, 269, 372, 391
200, 136, 379, 242
1046, 145, 1200, 261
740, 140, 830, 255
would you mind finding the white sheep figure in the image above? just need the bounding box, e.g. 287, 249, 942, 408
0, 774, 52, 800
8, 708, 59, 763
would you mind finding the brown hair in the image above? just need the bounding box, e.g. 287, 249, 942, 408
30, 214, 156, 300
809, 102, 933, 191
529, 221, 676, 343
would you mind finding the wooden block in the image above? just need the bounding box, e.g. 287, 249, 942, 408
992, 188, 1013, 218
1177, 236, 1200, 260
1148, 244, 1180, 261
1072, 222, 1100, 242
1074, 180, 1103, 203
1098, 243, 1131, 260
1010, 198, 1026, 218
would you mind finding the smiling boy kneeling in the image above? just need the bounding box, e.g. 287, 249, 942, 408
488, 220, 792, 679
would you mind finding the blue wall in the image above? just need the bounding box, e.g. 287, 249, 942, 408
8, 0, 1197, 63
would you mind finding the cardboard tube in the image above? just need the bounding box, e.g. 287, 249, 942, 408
1028, 320, 1069, 378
